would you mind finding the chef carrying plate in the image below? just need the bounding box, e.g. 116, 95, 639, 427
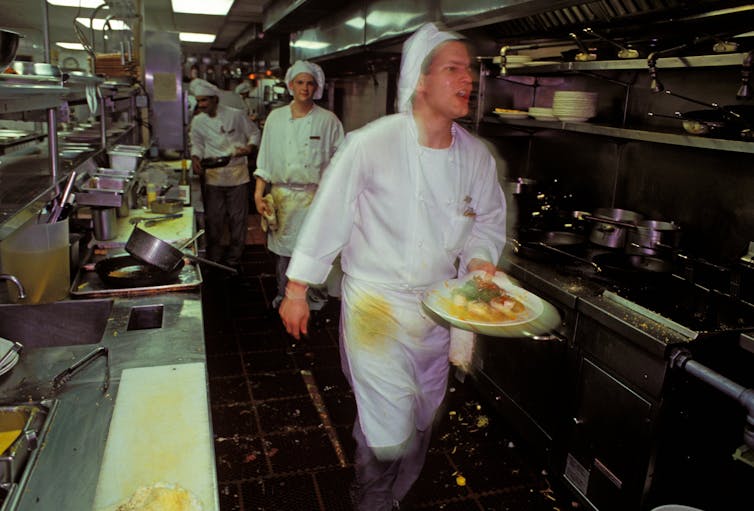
279, 23, 508, 511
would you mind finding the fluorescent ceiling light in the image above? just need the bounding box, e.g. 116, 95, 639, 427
56, 42, 86, 50
47, 0, 102, 7
171, 0, 233, 15
291, 40, 330, 50
179, 32, 216, 43
76, 17, 130, 31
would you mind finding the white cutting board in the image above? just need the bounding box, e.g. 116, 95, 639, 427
91, 363, 217, 511
96, 206, 195, 248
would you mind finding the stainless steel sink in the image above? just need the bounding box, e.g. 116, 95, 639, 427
0, 299, 113, 348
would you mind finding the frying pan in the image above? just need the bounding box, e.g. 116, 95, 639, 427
95, 255, 184, 288
591, 252, 676, 281
200, 155, 231, 168
511, 230, 590, 264
125, 227, 238, 274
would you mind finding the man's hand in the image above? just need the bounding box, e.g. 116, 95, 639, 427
467, 258, 497, 276
254, 195, 271, 216
279, 281, 310, 340
191, 156, 204, 177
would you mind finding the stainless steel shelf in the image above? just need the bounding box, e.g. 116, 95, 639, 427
487, 52, 749, 74
483, 116, 754, 154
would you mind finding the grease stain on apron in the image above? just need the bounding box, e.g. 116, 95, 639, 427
350, 291, 398, 352
271, 187, 314, 238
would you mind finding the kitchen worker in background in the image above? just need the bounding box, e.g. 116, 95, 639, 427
235, 79, 260, 121
279, 23, 507, 510
190, 78, 261, 271
254, 60, 344, 309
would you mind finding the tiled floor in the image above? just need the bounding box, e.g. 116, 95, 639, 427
201, 220, 573, 510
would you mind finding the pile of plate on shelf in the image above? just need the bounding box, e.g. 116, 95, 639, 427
552, 91, 598, 122
528, 107, 557, 121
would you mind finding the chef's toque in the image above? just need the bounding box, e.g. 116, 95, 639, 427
397, 23, 462, 113
189, 78, 220, 97
285, 60, 326, 100
235, 81, 251, 95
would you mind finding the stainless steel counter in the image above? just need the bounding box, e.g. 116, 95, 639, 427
0, 291, 215, 511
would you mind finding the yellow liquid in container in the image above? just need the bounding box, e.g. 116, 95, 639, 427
0, 429, 22, 454
1, 245, 70, 304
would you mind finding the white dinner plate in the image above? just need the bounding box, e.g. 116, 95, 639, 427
0, 338, 20, 376
421, 272, 561, 338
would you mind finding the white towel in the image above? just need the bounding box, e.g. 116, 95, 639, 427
449, 327, 476, 373
260, 194, 277, 232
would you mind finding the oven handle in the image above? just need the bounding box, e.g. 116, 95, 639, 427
529, 332, 567, 342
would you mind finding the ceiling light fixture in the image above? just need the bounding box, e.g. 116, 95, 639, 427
171, 0, 233, 15
291, 40, 330, 50
47, 0, 102, 7
76, 17, 130, 31
179, 33, 216, 43
56, 42, 86, 50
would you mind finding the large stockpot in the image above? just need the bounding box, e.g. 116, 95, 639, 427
626, 220, 681, 256
585, 208, 643, 248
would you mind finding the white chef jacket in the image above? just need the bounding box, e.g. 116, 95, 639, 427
190, 104, 261, 186
287, 112, 506, 288
287, 112, 506, 449
254, 103, 344, 255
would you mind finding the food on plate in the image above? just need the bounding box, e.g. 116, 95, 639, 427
115, 483, 203, 511
445, 275, 531, 323
494, 108, 527, 114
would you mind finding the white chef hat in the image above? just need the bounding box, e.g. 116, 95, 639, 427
285, 60, 325, 100
397, 23, 463, 113
235, 81, 251, 95
189, 78, 220, 97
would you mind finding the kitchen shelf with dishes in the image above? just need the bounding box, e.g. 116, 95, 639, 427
476, 51, 754, 154
482, 114, 754, 154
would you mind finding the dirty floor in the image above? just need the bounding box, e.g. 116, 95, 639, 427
201, 233, 573, 510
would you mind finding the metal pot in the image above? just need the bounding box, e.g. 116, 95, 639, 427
586, 208, 643, 248
125, 227, 237, 274
626, 220, 681, 256
0, 30, 21, 69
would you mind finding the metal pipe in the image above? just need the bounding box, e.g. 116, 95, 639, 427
0, 274, 26, 300
99, 86, 107, 149
670, 348, 754, 449
41, 0, 50, 63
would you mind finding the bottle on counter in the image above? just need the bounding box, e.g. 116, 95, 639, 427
146, 183, 157, 207
178, 159, 191, 205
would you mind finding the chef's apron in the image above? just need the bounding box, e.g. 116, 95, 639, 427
340, 276, 450, 452
266, 183, 317, 257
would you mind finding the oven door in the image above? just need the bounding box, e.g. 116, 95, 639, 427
471, 294, 576, 468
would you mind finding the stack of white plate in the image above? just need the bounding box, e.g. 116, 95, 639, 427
552, 91, 598, 122
0, 338, 20, 377
528, 107, 557, 121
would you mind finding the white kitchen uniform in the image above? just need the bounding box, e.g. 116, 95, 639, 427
190, 104, 261, 186
254, 103, 344, 256
287, 112, 506, 450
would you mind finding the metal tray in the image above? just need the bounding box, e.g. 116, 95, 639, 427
70, 251, 202, 297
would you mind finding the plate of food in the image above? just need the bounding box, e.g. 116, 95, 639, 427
422, 271, 560, 337
493, 108, 529, 120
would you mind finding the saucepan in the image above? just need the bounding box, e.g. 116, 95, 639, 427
584, 208, 643, 248
0, 29, 21, 69
626, 220, 682, 256
125, 227, 237, 274
200, 155, 231, 168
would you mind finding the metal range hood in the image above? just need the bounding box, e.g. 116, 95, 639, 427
239, 0, 754, 65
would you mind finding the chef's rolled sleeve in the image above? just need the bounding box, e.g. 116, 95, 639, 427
286, 251, 332, 286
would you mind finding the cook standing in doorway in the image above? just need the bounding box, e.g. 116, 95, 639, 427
190, 78, 261, 271
279, 23, 507, 511
253, 60, 344, 309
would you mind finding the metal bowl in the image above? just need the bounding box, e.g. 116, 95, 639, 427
0, 29, 21, 69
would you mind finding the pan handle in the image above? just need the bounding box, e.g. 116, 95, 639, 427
176, 229, 205, 250
582, 214, 638, 229
184, 254, 238, 274
532, 242, 603, 273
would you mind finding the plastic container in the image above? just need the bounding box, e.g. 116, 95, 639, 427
0, 217, 70, 304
